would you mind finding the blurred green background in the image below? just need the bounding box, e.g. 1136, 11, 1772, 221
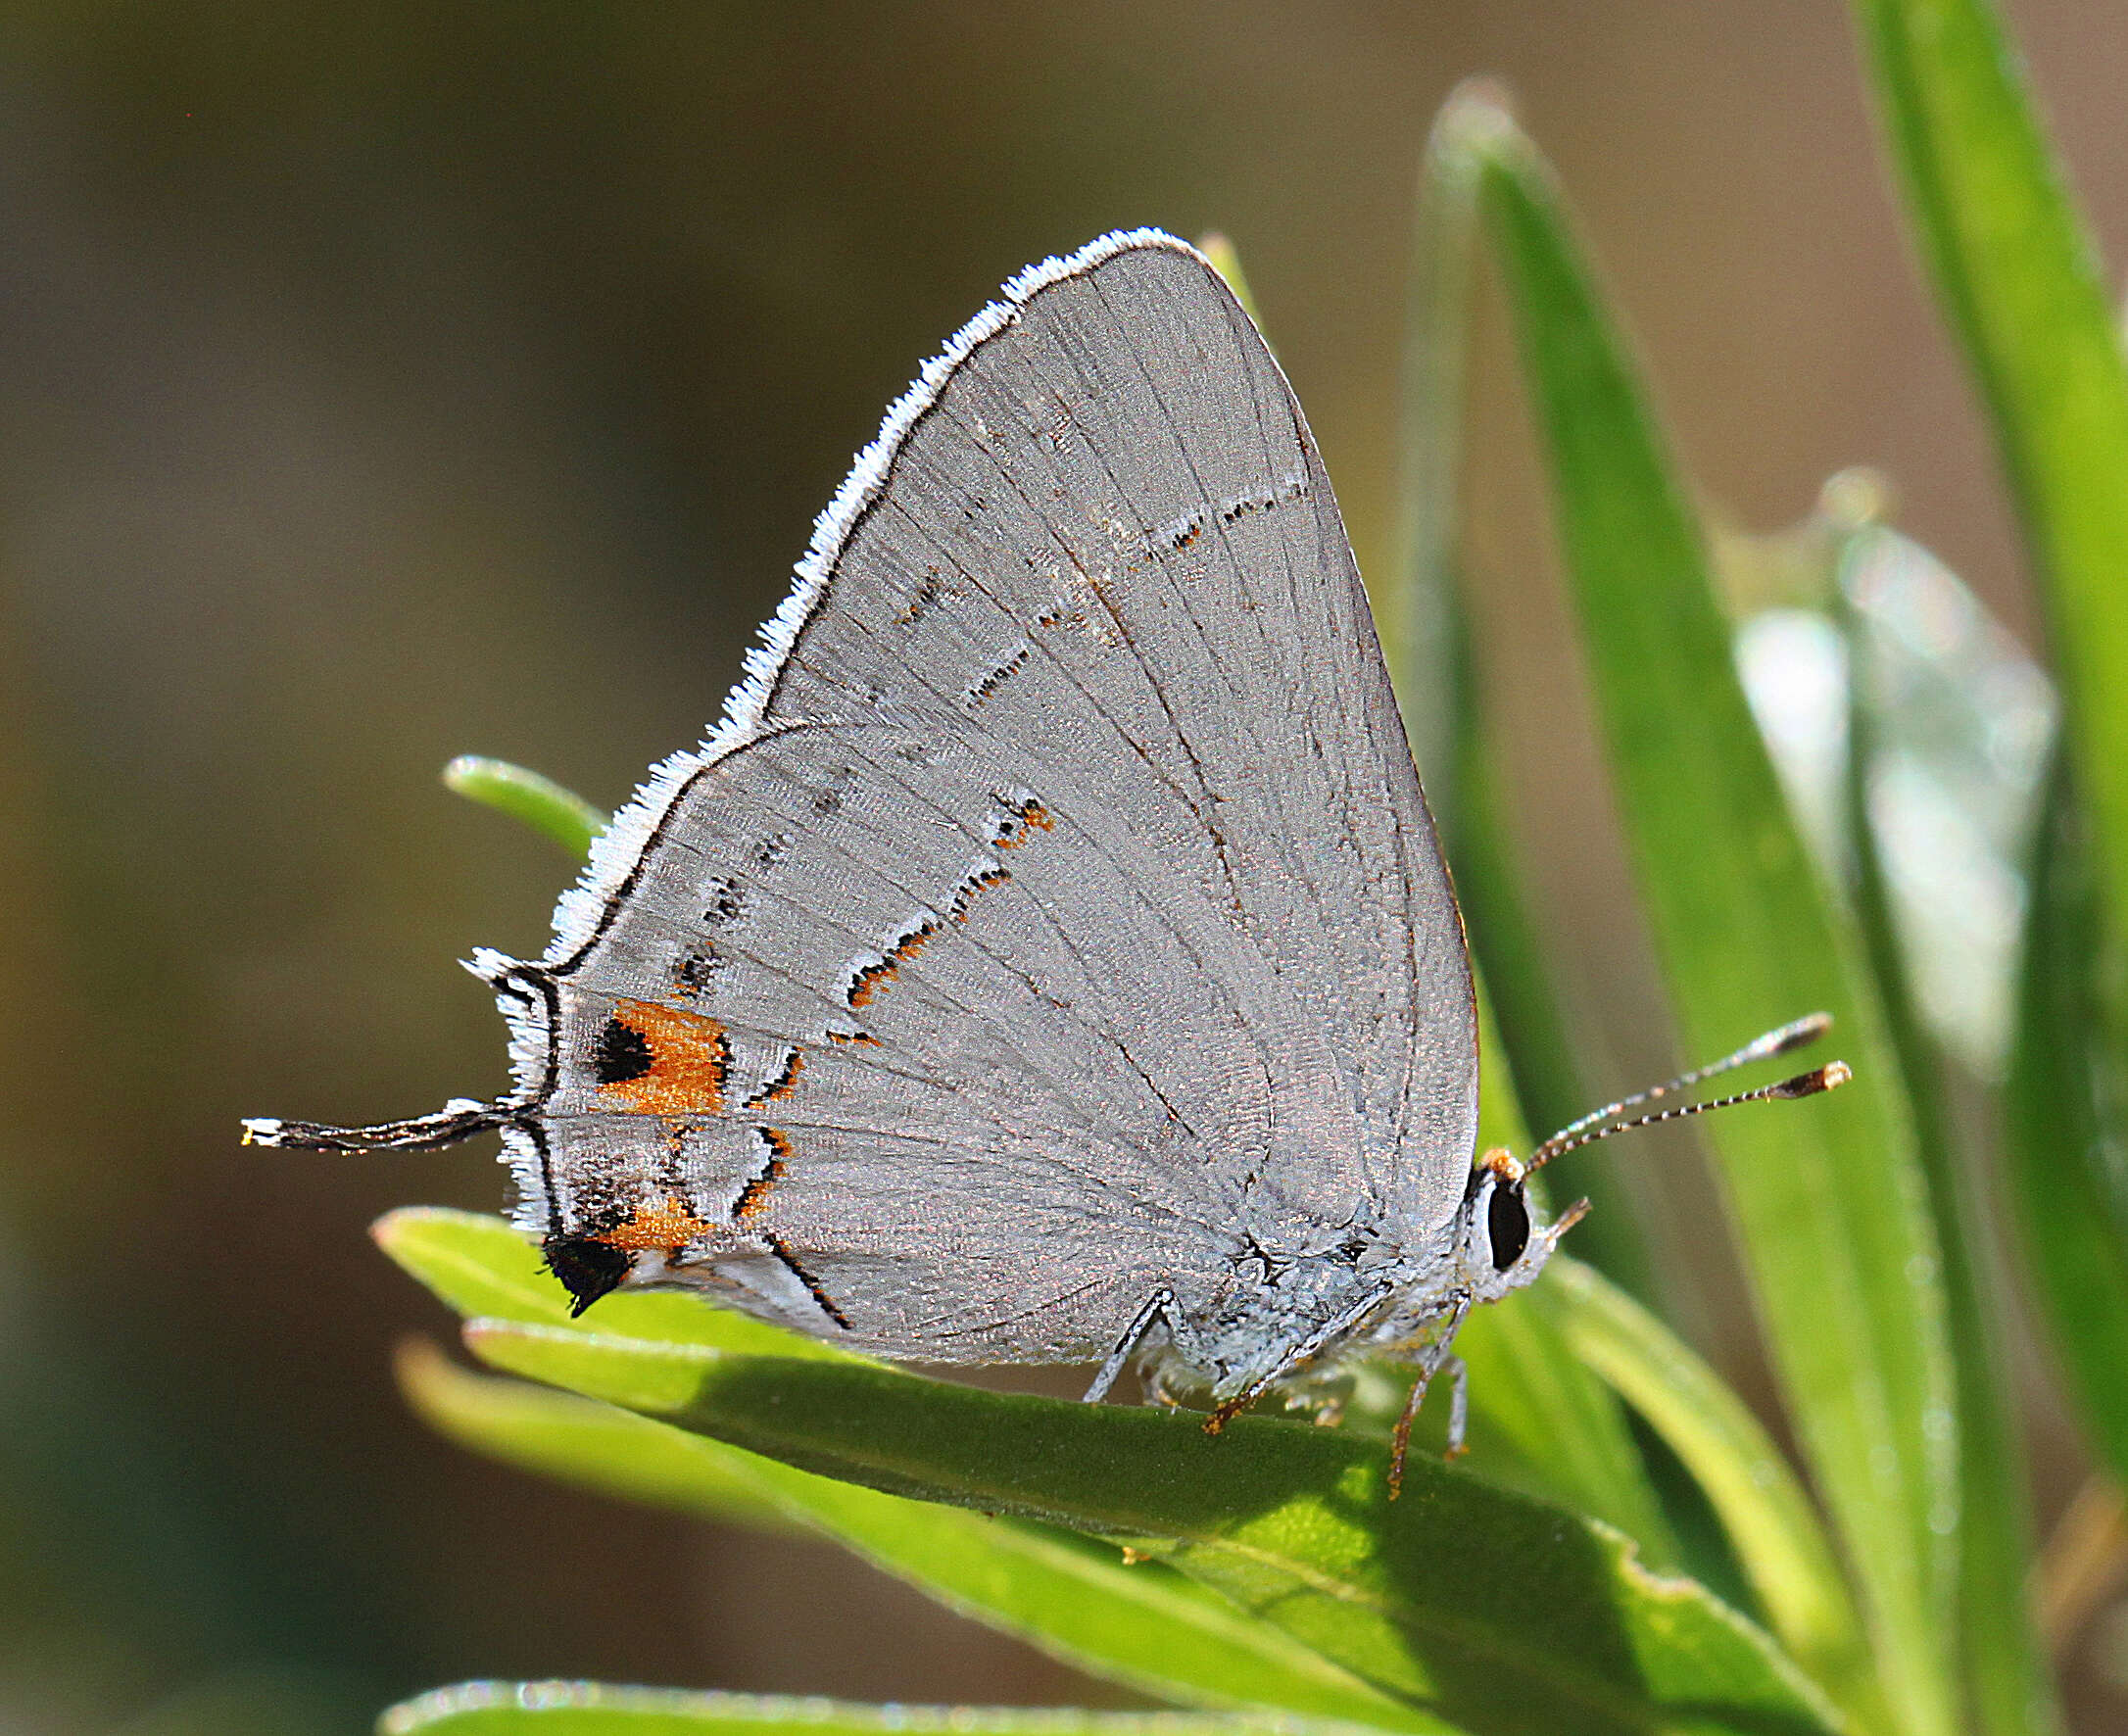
3, 5, 2124, 1732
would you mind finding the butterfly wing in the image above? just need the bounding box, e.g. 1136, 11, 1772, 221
502, 231, 1476, 1358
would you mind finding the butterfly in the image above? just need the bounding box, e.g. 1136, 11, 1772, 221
248, 230, 1841, 1491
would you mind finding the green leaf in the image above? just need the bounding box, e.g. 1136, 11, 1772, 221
1854, 0, 2128, 1013
378, 1200, 1656, 1562
1547, 1259, 1877, 1731
1834, 563, 2061, 1736
395, 1341, 1442, 1732
1389, 86, 1650, 1301
384, 1685, 1279, 1736
382, 1208, 1676, 1731
1857, 12, 2128, 1715
2006, 753, 2128, 1487
1448, 97, 1957, 1736
459, 1311, 1841, 1736
1384, 91, 1481, 806
443, 755, 608, 856
397, 1338, 796, 1531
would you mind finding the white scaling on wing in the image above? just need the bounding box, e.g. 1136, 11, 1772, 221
742, 1045, 804, 1108
1154, 473, 1312, 556
731, 1126, 791, 1219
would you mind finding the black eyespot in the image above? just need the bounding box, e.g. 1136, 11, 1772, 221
542, 1235, 631, 1317
593, 1014, 653, 1085
1487, 1181, 1530, 1271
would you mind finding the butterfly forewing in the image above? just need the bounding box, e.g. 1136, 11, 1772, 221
515, 232, 1477, 1360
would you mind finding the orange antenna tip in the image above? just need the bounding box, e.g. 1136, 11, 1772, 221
1770, 1060, 1851, 1097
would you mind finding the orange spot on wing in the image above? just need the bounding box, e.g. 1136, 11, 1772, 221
891, 921, 940, 961
995, 796, 1054, 848
596, 1193, 716, 1252
597, 998, 730, 1113
847, 957, 898, 1007
848, 918, 943, 1005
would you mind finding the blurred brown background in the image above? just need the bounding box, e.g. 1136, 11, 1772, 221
3, 4, 2124, 1732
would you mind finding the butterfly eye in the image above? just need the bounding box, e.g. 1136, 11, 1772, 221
1486, 1181, 1530, 1271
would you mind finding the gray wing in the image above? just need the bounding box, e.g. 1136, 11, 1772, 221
496, 230, 1476, 1358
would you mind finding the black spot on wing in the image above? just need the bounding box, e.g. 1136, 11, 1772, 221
593, 1014, 654, 1085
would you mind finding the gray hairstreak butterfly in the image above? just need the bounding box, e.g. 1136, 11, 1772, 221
247, 230, 1846, 1491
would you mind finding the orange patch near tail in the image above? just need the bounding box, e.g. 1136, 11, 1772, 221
596, 1193, 717, 1252
597, 998, 731, 1114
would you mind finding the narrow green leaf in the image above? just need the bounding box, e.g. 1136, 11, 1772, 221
1390, 87, 1652, 1300
397, 1341, 1444, 1733
397, 1337, 795, 1531
1385, 90, 1482, 806
444, 755, 608, 856
1855, 0, 2128, 1010
1387, 84, 1651, 1302
385, 1204, 1681, 1710
2006, 753, 2128, 1484
381, 1201, 1654, 1559
1547, 1259, 1877, 1732
1449, 98, 1956, 1736
460, 1313, 1841, 1736
1836, 566, 2061, 1736
384, 1685, 1279, 1736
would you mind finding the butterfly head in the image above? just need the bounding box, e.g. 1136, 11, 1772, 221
1456, 1149, 1588, 1304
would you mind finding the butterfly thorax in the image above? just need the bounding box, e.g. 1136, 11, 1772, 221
1157, 1160, 1560, 1403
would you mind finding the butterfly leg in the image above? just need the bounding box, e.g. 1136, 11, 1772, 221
1387, 1294, 1473, 1499
1083, 1286, 1179, 1404
1441, 1353, 1471, 1457
1142, 1361, 1192, 1411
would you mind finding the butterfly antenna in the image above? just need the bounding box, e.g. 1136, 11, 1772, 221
240, 1098, 514, 1154
1523, 1014, 1845, 1173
